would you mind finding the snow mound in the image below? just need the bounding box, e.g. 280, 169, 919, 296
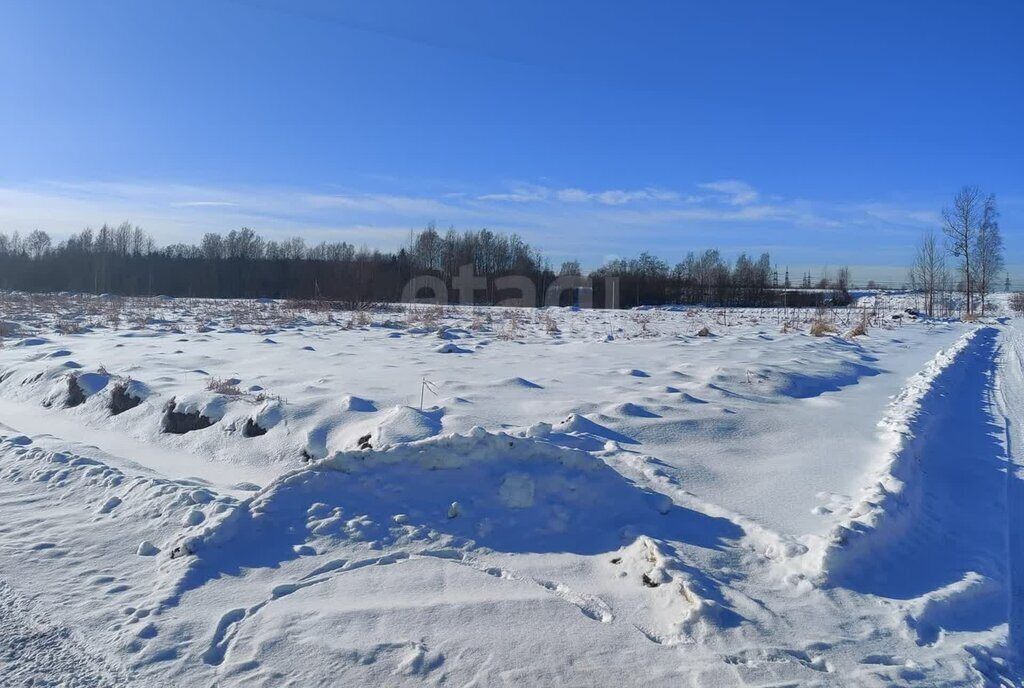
166, 393, 228, 422
554, 413, 638, 446
371, 405, 443, 447
609, 536, 741, 644
771, 359, 881, 399
108, 378, 150, 416
161, 393, 227, 434
435, 342, 472, 354
14, 337, 49, 347
172, 430, 741, 598
340, 395, 377, 412
608, 402, 661, 418
76, 372, 110, 396
707, 354, 881, 402
42, 371, 109, 408
251, 400, 284, 430
437, 327, 471, 340
498, 376, 543, 389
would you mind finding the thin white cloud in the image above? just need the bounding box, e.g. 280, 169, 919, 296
862, 206, 941, 226
555, 188, 590, 203
172, 201, 239, 208
477, 184, 551, 203
484, 185, 681, 206
0, 178, 977, 272
595, 188, 680, 205
303, 193, 454, 216
698, 179, 760, 206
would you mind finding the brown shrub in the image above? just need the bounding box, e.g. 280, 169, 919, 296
845, 321, 869, 338
810, 319, 837, 337
1009, 292, 1024, 315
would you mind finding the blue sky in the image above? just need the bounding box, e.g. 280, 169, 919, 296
1, 1, 1021, 281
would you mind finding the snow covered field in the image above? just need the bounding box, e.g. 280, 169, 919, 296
0, 292, 1020, 686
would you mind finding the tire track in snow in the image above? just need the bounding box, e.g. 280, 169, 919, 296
817, 327, 990, 581
994, 323, 1024, 666
815, 323, 1018, 675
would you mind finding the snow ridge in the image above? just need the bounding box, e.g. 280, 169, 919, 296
817, 326, 984, 580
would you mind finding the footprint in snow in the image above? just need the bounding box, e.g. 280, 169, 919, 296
860, 654, 902, 666
98, 496, 122, 514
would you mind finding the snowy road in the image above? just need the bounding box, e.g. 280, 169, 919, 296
995, 322, 1024, 663
807, 324, 1021, 682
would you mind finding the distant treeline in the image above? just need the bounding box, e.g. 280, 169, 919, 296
0, 224, 850, 308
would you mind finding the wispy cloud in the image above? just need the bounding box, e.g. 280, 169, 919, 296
303, 193, 454, 216
0, 177, 959, 270
172, 201, 239, 208
560, 187, 681, 205
476, 184, 551, 203
861, 205, 941, 227
478, 184, 681, 206
698, 179, 760, 206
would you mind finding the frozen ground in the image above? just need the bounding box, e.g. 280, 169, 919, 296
0, 292, 1020, 686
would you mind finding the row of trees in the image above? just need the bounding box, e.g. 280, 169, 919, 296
0, 222, 853, 308
587, 250, 850, 307
910, 186, 1004, 317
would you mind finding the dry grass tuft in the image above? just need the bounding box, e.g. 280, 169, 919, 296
206, 377, 243, 395
809, 319, 837, 337
845, 321, 869, 338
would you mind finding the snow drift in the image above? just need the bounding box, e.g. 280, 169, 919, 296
817, 326, 985, 581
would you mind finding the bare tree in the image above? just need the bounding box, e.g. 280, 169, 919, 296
942, 185, 983, 315
131, 226, 153, 256
200, 233, 225, 260
114, 221, 133, 256
835, 266, 851, 291
26, 229, 51, 259
1010, 292, 1024, 316
910, 229, 948, 317
558, 260, 581, 276
975, 193, 1004, 314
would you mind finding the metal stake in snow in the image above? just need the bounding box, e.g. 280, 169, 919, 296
420, 377, 439, 410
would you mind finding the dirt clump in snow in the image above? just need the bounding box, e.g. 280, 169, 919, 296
242, 418, 268, 437
161, 398, 215, 434
108, 380, 142, 416
64, 374, 85, 408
